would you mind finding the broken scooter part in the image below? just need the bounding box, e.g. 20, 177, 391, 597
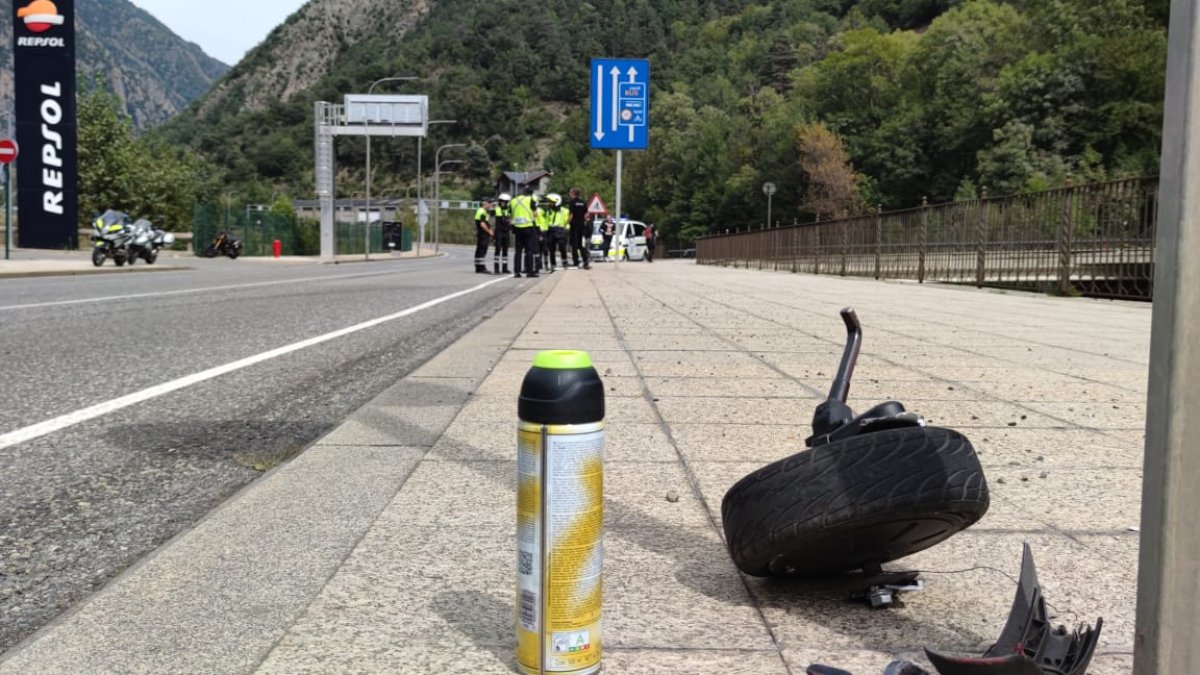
721, 309, 989, 606
807, 544, 1104, 675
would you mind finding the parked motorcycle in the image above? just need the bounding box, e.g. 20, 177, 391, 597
204, 230, 242, 259
126, 219, 175, 265
91, 210, 132, 267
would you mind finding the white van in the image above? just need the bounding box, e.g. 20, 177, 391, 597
588, 218, 649, 262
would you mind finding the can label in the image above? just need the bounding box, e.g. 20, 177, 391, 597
516, 423, 604, 674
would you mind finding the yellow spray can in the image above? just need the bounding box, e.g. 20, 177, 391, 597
516, 350, 605, 675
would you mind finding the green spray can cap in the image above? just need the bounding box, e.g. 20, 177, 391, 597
519, 350, 605, 424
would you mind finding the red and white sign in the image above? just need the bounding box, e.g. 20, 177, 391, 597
0, 139, 17, 165
586, 192, 608, 216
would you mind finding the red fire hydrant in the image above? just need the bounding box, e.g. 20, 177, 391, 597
273, 239, 282, 258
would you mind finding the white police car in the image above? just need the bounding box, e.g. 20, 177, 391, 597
589, 218, 649, 261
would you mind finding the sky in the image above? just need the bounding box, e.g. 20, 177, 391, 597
129, 0, 309, 65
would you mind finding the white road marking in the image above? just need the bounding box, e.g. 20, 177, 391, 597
0, 267, 424, 312
0, 277, 510, 450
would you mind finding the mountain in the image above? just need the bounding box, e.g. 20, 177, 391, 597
0, 0, 229, 128
166, 0, 1167, 241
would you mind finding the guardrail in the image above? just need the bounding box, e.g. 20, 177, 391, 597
697, 176, 1158, 300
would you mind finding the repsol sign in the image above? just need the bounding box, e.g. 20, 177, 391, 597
13, 0, 77, 249
18, 36, 67, 48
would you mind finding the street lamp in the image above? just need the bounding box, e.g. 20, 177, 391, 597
417, 120, 457, 254
224, 190, 239, 229
762, 181, 777, 229
434, 158, 464, 254
434, 143, 466, 254
364, 76, 417, 260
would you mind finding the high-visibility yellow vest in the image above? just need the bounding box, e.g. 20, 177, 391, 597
552, 208, 568, 228
536, 208, 550, 232
511, 196, 536, 228
474, 207, 488, 221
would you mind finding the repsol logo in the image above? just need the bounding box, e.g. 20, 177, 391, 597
39, 82, 66, 215
17, 36, 65, 47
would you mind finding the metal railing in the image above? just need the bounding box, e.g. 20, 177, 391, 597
697, 176, 1158, 300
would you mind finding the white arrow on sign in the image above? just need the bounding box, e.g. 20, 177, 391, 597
627, 66, 639, 142
610, 66, 620, 132
593, 64, 605, 141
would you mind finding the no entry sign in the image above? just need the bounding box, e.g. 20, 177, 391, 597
0, 139, 17, 165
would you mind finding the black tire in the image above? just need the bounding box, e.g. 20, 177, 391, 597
721, 426, 989, 577
115, 256, 126, 267
228, 248, 240, 260
146, 250, 158, 265
92, 248, 105, 267
203, 245, 217, 258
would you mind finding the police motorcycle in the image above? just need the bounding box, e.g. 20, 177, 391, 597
91, 210, 134, 267
125, 219, 175, 265
203, 230, 242, 259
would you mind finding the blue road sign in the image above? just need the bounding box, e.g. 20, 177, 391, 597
590, 58, 650, 150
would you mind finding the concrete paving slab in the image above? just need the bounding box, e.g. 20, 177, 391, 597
604, 462, 713, 529
985, 467, 1143, 532
907, 400, 1066, 429
967, 379, 1145, 402
970, 427, 1143, 469
385, 460, 517, 528
1020, 400, 1147, 430
603, 526, 773, 650
671, 424, 809, 463
654, 397, 813, 425
645, 377, 816, 399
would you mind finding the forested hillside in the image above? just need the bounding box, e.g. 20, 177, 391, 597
164, 0, 1168, 242
0, 0, 228, 128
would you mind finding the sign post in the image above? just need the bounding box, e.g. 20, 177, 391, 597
13, 0, 77, 250
763, 181, 777, 229
590, 58, 650, 267
0, 139, 16, 260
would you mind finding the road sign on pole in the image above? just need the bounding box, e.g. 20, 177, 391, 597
1, 140, 12, 260
587, 193, 608, 216
0, 139, 17, 165
590, 59, 650, 150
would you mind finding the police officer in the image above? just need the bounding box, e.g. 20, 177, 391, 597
547, 194, 570, 272
510, 185, 539, 278
567, 188, 590, 269
535, 196, 551, 273
473, 199, 494, 274
493, 193, 512, 274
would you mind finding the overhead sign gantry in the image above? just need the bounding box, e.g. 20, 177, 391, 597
314, 95, 428, 262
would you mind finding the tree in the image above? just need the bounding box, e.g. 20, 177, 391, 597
795, 122, 865, 221
77, 81, 205, 230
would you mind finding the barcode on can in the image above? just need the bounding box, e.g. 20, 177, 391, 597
520, 589, 537, 631
518, 550, 533, 576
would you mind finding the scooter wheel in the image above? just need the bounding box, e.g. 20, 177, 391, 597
228, 249, 240, 260
114, 256, 126, 267
721, 426, 989, 577
92, 249, 105, 267
146, 250, 158, 265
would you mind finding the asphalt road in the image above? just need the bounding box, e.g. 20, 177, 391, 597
0, 246, 531, 651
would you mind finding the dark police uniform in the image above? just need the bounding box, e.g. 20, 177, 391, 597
493, 200, 512, 274
474, 204, 493, 273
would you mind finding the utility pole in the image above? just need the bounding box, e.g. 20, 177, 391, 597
1135, 1, 1200, 672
